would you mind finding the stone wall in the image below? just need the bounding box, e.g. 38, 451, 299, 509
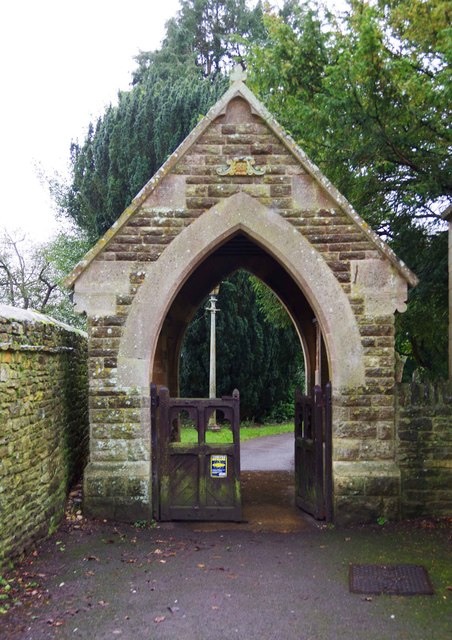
0, 306, 88, 571
396, 381, 452, 518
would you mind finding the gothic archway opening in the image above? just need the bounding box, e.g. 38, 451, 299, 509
151, 232, 330, 394
151, 232, 330, 524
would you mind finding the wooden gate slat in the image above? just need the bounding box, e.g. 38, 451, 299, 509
151, 385, 242, 522
324, 382, 333, 522
295, 384, 332, 522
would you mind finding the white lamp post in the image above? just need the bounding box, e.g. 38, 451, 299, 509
206, 285, 220, 428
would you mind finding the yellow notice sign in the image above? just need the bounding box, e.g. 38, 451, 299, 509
210, 455, 227, 478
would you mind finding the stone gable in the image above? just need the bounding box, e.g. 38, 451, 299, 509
66, 75, 419, 525
89, 97, 391, 291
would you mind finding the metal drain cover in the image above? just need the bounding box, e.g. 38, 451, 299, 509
349, 564, 434, 595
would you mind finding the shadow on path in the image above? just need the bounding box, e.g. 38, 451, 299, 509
181, 471, 315, 533
182, 433, 314, 533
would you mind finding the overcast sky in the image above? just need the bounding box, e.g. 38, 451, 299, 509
0, 0, 181, 242
0, 0, 343, 245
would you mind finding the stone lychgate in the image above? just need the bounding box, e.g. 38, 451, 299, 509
66, 68, 417, 525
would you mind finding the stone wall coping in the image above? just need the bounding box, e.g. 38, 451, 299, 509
64, 79, 418, 290
0, 304, 87, 337
0, 341, 75, 353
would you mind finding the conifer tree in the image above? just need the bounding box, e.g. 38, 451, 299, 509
180, 271, 305, 421
53, 0, 265, 241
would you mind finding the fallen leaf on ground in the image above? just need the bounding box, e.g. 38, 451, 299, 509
47, 619, 64, 627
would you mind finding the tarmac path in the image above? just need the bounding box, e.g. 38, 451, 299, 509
240, 432, 294, 471
2, 513, 450, 640
2, 434, 451, 640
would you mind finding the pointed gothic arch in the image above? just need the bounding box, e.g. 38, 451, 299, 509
117, 192, 365, 392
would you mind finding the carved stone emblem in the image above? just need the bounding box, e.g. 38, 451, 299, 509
216, 156, 266, 177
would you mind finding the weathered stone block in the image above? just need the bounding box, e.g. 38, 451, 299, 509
334, 476, 365, 497
335, 496, 384, 526
365, 476, 399, 497
334, 421, 377, 439
396, 380, 452, 518
333, 440, 360, 461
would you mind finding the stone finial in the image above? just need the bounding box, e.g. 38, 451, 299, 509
230, 64, 247, 85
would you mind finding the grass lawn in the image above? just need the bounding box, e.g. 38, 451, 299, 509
178, 422, 293, 444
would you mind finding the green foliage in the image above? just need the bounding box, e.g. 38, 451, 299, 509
134, 0, 266, 82
249, 0, 451, 231
249, 0, 451, 378
53, 0, 266, 241
41, 231, 92, 327
250, 275, 293, 329
180, 271, 305, 421
394, 229, 448, 380
53, 75, 228, 240
0, 228, 91, 328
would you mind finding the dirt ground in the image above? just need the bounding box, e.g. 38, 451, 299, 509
1, 472, 451, 640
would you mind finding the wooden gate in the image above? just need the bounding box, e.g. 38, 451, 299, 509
294, 384, 333, 521
151, 384, 242, 521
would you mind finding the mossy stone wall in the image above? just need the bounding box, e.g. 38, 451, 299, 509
0, 307, 88, 571
396, 381, 452, 518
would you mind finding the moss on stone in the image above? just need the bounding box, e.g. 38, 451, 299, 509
0, 308, 89, 571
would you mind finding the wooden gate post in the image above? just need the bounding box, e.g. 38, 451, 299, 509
324, 382, 333, 522
158, 387, 170, 520
313, 386, 325, 519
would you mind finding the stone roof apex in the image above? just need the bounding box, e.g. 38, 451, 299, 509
229, 64, 248, 85
65, 77, 418, 289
